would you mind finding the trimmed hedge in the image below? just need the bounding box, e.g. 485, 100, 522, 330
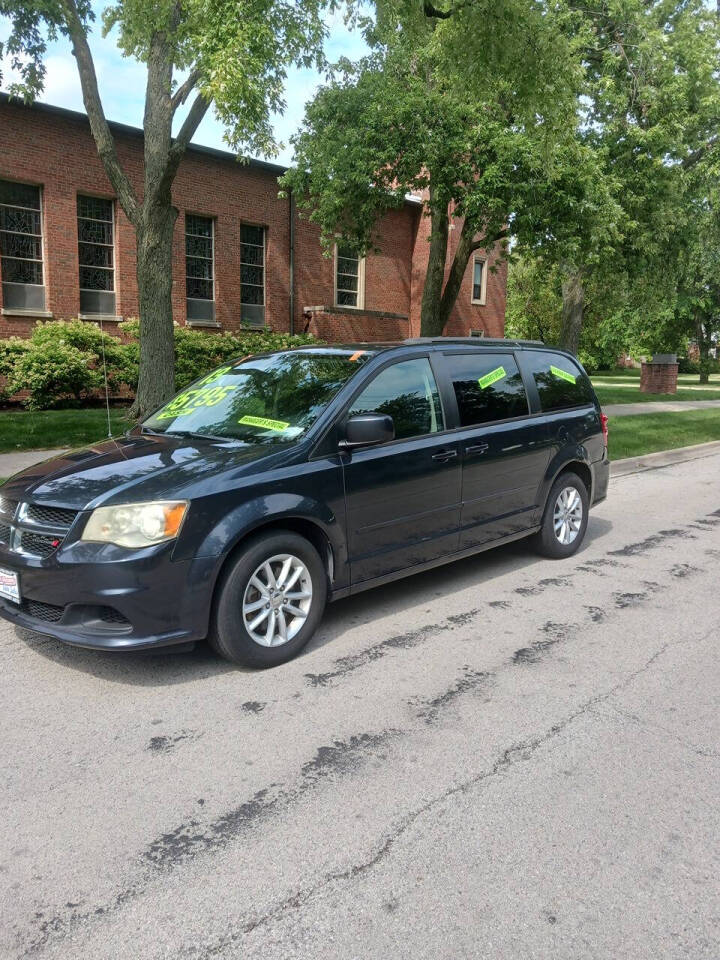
1, 320, 319, 410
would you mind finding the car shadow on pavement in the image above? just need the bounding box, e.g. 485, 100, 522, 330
16, 627, 237, 685
311, 514, 614, 655
19, 514, 613, 684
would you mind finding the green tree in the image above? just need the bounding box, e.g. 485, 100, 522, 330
282, 3, 611, 337
549, 0, 720, 354
0, 0, 327, 417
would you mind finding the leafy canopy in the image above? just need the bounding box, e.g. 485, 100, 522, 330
282, 1, 620, 264
0, 0, 329, 157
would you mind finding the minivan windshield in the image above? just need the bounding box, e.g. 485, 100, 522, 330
143, 349, 373, 443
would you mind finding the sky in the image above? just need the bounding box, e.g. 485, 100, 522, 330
0, 6, 369, 167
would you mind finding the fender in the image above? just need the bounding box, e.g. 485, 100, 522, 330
536, 444, 594, 519
189, 491, 348, 579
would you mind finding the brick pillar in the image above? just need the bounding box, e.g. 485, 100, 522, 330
640, 360, 679, 394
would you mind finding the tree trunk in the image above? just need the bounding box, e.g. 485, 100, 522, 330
419, 188, 450, 336
436, 218, 480, 333
560, 270, 584, 356
131, 202, 178, 419
695, 314, 710, 383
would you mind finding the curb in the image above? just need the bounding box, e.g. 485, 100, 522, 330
611, 440, 720, 478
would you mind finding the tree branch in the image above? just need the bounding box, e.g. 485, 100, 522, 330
470, 228, 508, 252
171, 69, 200, 112
162, 90, 211, 187
60, 0, 139, 223
424, 1, 454, 18
682, 135, 719, 170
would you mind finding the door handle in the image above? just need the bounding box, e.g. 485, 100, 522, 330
465, 443, 489, 455
432, 448, 458, 462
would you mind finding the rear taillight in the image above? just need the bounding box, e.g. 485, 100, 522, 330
601, 413, 609, 446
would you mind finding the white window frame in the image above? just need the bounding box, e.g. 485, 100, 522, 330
0, 179, 47, 314
471, 256, 487, 306
240, 223, 266, 327
185, 213, 216, 324
334, 244, 365, 310
77, 194, 116, 318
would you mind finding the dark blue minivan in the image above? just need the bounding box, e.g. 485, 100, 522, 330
0, 338, 609, 667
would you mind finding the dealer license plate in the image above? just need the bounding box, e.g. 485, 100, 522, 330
0, 566, 20, 604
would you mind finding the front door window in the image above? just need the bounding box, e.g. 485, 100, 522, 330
349, 357, 444, 439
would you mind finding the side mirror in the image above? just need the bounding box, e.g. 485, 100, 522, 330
339, 413, 394, 449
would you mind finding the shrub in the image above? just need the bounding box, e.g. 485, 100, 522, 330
678, 356, 720, 376
29, 319, 135, 393
9, 340, 101, 410
119, 320, 320, 391
0, 319, 320, 409
0, 337, 31, 398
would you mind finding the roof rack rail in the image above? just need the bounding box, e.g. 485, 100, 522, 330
403, 336, 544, 347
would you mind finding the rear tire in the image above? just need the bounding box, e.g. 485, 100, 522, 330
533, 472, 589, 559
209, 530, 327, 667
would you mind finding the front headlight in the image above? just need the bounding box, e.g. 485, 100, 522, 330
81, 501, 189, 548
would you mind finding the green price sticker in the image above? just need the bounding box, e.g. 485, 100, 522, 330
155, 384, 237, 420
478, 366, 506, 389
238, 415, 290, 431
550, 365, 577, 384
197, 365, 232, 387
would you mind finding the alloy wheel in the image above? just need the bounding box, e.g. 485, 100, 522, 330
242, 553, 313, 647
553, 486, 583, 545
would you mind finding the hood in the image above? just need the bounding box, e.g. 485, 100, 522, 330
1, 432, 299, 510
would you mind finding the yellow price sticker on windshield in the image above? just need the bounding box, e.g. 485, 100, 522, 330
197, 365, 232, 387
155, 384, 237, 419
550, 365, 577, 384
238, 415, 290, 431
478, 366, 506, 389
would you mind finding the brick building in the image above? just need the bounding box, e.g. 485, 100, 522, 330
0, 94, 507, 343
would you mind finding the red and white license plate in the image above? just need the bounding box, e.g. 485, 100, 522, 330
0, 566, 20, 604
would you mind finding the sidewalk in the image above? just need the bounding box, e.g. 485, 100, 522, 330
603, 399, 720, 416
0, 448, 68, 478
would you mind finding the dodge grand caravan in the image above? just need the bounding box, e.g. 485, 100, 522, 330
0, 338, 609, 667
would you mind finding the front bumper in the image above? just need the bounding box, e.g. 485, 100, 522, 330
0, 540, 220, 651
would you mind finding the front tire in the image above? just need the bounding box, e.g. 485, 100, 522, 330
209, 530, 327, 667
533, 472, 589, 559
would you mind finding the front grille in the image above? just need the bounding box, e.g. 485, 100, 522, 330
0, 496, 17, 519
0, 522, 11, 545
22, 598, 65, 623
25, 504, 77, 528
20, 531, 61, 559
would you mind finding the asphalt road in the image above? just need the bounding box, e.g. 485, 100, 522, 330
2, 454, 719, 960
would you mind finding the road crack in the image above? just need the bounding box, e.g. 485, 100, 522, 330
192, 632, 708, 958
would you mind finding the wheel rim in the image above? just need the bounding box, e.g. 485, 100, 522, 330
242, 553, 313, 647
553, 486, 583, 545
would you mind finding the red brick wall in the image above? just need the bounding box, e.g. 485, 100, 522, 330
640, 362, 678, 394
409, 201, 507, 339
0, 98, 506, 344
303, 308, 410, 342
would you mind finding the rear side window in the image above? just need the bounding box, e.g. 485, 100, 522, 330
445, 353, 529, 426
349, 357, 444, 440
522, 351, 594, 412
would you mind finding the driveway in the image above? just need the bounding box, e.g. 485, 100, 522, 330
1, 454, 719, 960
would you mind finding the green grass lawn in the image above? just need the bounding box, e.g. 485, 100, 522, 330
594, 384, 720, 404
608, 409, 720, 460
0, 397, 718, 464
0, 408, 129, 453
591, 368, 720, 404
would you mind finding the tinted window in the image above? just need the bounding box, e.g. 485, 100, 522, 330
523, 351, 594, 411
143, 350, 373, 443
349, 358, 444, 440
446, 353, 528, 426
